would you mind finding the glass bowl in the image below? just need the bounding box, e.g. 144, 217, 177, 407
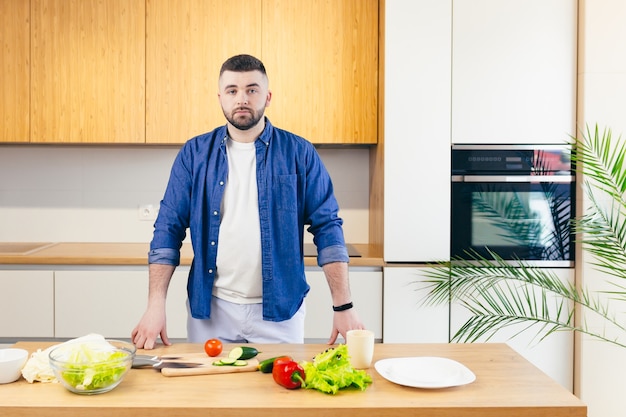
49, 339, 136, 394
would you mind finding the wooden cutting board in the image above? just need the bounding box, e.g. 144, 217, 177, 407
160, 353, 259, 377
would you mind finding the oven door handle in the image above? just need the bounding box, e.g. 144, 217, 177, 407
453, 175, 575, 183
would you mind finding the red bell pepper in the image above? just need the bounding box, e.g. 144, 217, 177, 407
273, 356, 294, 367
272, 360, 306, 389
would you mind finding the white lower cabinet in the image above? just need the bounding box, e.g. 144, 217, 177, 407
304, 267, 382, 342
54, 267, 188, 340
450, 268, 575, 391
383, 267, 449, 343
384, 266, 573, 391
2, 266, 382, 343
0, 270, 54, 338
166, 268, 191, 339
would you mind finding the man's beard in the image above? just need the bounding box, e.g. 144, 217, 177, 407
224, 106, 264, 131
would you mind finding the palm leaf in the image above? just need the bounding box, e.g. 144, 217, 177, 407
420, 251, 626, 347
420, 125, 626, 348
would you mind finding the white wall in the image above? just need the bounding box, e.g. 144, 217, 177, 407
0, 145, 370, 244
578, 1, 626, 416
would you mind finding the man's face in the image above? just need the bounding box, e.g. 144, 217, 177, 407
218, 70, 271, 131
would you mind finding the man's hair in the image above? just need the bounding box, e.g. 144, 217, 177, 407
220, 54, 267, 76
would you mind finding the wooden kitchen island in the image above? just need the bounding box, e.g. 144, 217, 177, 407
2, 342, 586, 417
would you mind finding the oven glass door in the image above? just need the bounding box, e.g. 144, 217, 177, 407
451, 180, 574, 263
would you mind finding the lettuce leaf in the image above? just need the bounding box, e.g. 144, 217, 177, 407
56, 343, 129, 391
300, 344, 372, 394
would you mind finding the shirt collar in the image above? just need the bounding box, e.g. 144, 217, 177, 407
220, 117, 273, 146
257, 117, 273, 146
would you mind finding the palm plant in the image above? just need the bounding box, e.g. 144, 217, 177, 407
422, 125, 626, 348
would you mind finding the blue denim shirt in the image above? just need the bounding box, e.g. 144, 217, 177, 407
148, 119, 348, 321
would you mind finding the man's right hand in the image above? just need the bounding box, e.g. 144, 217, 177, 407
131, 305, 171, 350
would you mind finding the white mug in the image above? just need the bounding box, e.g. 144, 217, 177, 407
346, 329, 375, 369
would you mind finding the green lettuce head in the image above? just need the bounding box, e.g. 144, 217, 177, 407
300, 344, 372, 394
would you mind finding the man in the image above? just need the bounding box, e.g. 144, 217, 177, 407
132, 54, 364, 349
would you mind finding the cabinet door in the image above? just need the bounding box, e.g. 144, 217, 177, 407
0, 270, 54, 338
451, 0, 577, 144
0, 0, 29, 143
450, 268, 574, 391
262, 0, 378, 144
166, 267, 191, 340
383, 0, 451, 262
145, 0, 262, 144
54, 269, 188, 339
304, 268, 382, 342
383, 267, 448, 343
31, 0, 145, 143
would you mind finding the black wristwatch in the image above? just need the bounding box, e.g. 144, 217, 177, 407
332, 302, 353, 312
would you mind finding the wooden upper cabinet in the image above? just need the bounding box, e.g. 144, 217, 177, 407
146, 0, 262, 144
1, 0, 30, 143
16, 0, 377, 145
31, 0, 145, 143
262, 0, 379, 144
147, 0, 378, 145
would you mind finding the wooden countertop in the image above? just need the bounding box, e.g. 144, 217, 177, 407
0, 242, 383, 267
3, 342, 586, 417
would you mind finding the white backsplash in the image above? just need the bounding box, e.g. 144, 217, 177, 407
0, 145, 370, 244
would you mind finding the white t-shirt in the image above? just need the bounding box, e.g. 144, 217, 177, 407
213, 138, 263, 303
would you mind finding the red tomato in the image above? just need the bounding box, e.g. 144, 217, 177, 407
204, 338, 223, 357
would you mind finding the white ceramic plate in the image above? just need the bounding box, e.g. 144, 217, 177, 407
374, 356, 476, 389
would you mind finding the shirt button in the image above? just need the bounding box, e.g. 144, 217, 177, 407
219, 181, 225, 186
208, 269, 213, 274
213, 210, 218, 216
211, 241, 216, 246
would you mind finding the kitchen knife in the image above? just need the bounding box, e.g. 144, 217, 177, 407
132, 355, 203, 369
161, 358, 259, 377
153, 361, 205, 369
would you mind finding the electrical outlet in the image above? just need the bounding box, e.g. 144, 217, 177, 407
138, 204, 158, 221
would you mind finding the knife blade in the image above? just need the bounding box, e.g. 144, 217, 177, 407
132, 355, 203, 369
153, 361, 205, 369
134, 354, 182, 362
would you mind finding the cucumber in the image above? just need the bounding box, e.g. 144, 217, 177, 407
228, 346, 260, 360
212, 357, 248, 366
214, 357, 237, 366
257, 356, 282, 373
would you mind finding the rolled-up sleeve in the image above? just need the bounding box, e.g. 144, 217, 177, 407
148, 247, 181, 266
317, 244, 349, 267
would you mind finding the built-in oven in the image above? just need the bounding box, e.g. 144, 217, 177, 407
451, 144, 575, 267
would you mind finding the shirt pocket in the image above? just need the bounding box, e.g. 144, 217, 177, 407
275, 174, 298, 212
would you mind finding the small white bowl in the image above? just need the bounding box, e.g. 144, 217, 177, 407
0, 348, 29, 384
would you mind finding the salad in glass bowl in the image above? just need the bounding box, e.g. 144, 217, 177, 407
48, 339, 135, 394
